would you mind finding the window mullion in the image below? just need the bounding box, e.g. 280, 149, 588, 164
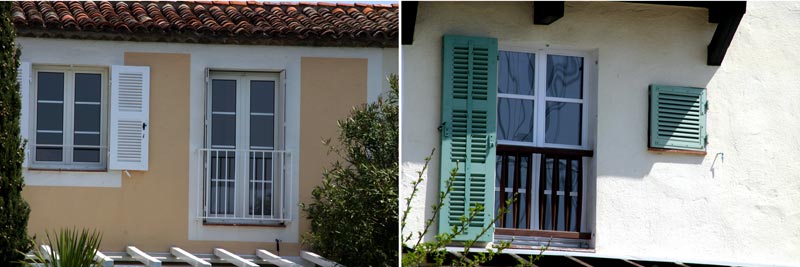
64, 71, 75, 164
535, 51, 547, 147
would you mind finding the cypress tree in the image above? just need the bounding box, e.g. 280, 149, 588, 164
0, 2, 33, 265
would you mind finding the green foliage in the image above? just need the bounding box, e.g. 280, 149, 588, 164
402, 151, 546, 267
302, 75, 398, 266
25, 228, 102, 267
0, 2, 33, 266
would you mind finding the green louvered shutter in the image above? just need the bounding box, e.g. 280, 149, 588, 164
439, 35, 498, 242
649, 85, 707, 151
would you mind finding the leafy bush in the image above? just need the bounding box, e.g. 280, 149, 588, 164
302, 75, 398, 266
26, 228, 102, 267
0, 2, 32, 266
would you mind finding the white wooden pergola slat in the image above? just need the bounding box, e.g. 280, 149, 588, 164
127, 246, 162, 267
171, 247, 211, 267
300, 250, 341, 267
39, 245, 56, 261
94, 250, 114, 267
214, 248, 259, 267
256, 249, 300, 267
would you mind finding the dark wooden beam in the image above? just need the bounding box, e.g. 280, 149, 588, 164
707, 2, 746, 66
401, 1, 418, 45
533, 1, 564, 25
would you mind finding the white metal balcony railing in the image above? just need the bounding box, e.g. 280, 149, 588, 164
198, 148, 292, 224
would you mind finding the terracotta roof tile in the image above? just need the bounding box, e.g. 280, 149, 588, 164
13, 1, 398, 47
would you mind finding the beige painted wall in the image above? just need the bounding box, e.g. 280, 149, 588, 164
22, 53, 369, 256
298, 57, 368, 237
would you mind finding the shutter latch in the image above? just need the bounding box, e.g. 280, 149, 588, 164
438, 122, 451, 137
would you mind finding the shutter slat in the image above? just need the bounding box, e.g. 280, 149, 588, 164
650, 85, 707, 151
439, 35, 498, 242
109, 65, 150, 171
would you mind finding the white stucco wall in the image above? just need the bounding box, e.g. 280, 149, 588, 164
17, 37, 397, 244
400, 2, 800, 265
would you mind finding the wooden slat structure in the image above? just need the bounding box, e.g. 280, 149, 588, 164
256, 249, 300, 267
300, 250, 341, 267
496, 146, 591, 239
94, 250, 114, 267
127, 246, 161, 267
214, 248, 259, 267
171, 247, 212, 267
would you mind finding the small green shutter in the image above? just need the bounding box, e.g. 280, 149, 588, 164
439, 35, 498, 242
649, 85, 707, 151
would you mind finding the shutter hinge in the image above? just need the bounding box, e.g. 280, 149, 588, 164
705, 100, 709, 112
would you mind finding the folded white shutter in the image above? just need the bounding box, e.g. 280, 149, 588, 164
18, 61, 31, 167
109, 65, 150, 171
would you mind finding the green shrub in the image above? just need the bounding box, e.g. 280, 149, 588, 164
302, 75, 398, 266
26, 228, 102, 267
0, 2, 33, 266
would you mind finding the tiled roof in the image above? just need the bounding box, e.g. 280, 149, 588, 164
11, 1, 398, 47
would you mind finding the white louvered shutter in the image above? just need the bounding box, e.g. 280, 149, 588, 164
18, 61, 31, 167
109, 65, 150, 171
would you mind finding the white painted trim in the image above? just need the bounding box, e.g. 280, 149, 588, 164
19, 61, 32, 168
126, 246, 161, 267
256, 249, 301, 267
94, 250, 114, 267
214, 248, 259, 267
170, 247, 211, 267
300, 251, 340, 267
24, 170, 121, 187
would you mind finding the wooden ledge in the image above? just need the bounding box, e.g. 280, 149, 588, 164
647, 147, 707, 156
496, 228, 592, 240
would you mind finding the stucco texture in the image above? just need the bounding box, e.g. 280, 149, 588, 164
401, 1, 800, 265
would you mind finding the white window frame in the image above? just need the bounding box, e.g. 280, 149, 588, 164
496, 47, 593, 151
30, 65, 108, 171
204, 70, 285, 225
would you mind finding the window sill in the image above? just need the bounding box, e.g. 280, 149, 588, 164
28, 167, 108, 172
202, 221, 287, 228
23, 169, 122, 188
647, 147, 707, 156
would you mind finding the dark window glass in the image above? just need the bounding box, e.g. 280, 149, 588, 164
37, 72, 64, 101
545, 102, 582, 146
499, 51, 535, 95
74, 73, 101, 102
250, 115, 274, 148
498, 98, 534, 142
212, 80, 236, 112
250, 81, 275, 114
546, 55, 583, 99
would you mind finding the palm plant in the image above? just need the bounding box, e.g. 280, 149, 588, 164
25, 228, 102, 267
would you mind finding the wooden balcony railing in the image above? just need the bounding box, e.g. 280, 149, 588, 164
495, 144, 593, 240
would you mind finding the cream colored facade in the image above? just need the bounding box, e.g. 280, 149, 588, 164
19, 37, 397, 257
401, 2, 800, 266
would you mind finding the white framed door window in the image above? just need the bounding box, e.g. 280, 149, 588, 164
204, 71, 286, 224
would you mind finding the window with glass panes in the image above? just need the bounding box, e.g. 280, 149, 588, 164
204, 71, 282, 224
495, 49, 592, 236
32, 67, 106, 170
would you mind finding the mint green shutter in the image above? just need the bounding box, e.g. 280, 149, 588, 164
439, 35, 498, 242
649, 85, 707, 151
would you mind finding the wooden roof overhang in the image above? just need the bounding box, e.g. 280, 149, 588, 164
401, 1, 746, 66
